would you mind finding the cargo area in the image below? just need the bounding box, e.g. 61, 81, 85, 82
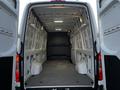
24, 3, 95, 89
26, 60, 93, 87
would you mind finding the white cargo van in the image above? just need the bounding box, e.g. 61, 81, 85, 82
0, 0, 120, 90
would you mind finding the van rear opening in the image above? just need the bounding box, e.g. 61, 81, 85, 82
23, 3, 95, 89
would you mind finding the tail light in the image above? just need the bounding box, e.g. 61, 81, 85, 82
98, 52, 103, 80
16, 54, 21, 83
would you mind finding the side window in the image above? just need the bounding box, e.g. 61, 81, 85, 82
13, 0, 17, 8
99, 0, 103, 8
6, 0, 17, 9
99, 0, 110, 8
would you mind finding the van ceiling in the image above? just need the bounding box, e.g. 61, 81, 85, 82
33, 5, 85, 32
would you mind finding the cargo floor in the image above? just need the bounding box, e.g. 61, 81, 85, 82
25, 60, 93, 88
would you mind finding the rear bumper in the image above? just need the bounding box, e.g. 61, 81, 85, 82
16, 87, 21, 90
26, 87, 95, 90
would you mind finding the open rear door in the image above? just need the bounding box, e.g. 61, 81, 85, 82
97, 0, 120, 90
0, 0, 19, 90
